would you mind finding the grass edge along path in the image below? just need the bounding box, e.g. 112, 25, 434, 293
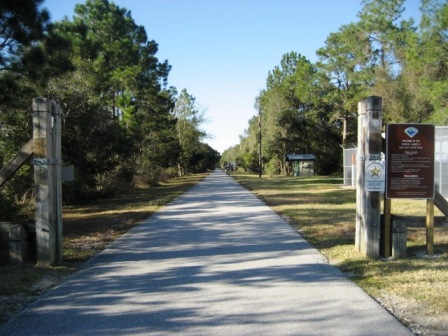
0, 172, 208, 325
232, 173, 448, 336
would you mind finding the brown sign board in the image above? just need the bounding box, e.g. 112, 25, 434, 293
386, 123, 435, 199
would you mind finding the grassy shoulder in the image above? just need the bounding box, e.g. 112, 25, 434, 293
232, 173, 448, 334
0, 172, 208, 324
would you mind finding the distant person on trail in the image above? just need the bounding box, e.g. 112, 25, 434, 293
225, 164, 231, 175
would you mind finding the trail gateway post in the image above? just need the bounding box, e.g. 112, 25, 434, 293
356, 96, 437, 258
0, 98, 64, 265
356, 96, 383, 258
33, 97, 63, 265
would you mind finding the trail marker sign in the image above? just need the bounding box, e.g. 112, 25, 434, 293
365, 160, 385, 192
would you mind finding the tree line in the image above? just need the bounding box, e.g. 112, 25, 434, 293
221, 0, 447, 176
0, 0, 219, 220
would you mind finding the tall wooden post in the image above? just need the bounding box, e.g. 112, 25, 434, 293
355, 101, 366, 252
356, 96, 382, 257
33, 97, 63, 265
258, 109, 262, 178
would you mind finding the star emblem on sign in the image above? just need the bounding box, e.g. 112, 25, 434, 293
369, 165, 382, 177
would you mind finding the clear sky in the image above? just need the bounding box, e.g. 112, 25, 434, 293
42, 0, 422, 154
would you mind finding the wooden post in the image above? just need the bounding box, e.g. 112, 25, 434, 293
258, 108, 262, 178
356, 96, 382, 258
355, 101, 366, 252
9, 224, 28, 265
391, 216, 407, 258
0, 139, 34, 188
434, 190, 448, 217
33, 97, 63, 265
383, 197, 392, 257
426, 199, 435, 256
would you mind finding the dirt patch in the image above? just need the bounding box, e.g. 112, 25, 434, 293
376, 292, 448, 335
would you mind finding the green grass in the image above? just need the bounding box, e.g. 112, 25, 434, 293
232, 173, 448, 330
2, 171, 448, 331
0, 172, 208, 324
61, 173, 208, 264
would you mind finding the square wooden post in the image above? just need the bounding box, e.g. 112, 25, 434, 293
33, 97, 63, 265
356, 96, 382, 258
355, 101, 366, 253
9, 224, 28, 265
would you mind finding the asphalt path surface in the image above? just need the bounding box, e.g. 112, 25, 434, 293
1, 170, 413, 336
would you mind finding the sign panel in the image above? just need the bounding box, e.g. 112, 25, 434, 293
62, 165, 75, 182
386, 124, 435, 199
365, 160, 385, 191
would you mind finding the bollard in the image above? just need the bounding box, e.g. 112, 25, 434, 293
392, 219, 407, 258
9, 224, 28, 265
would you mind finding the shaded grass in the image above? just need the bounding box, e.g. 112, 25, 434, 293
0, 173, 207, 324
233, 173, 448, 331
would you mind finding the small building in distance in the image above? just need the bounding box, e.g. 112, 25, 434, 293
285, 154, 316, 176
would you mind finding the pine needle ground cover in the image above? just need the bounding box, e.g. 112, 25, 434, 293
233, 173, 448, 335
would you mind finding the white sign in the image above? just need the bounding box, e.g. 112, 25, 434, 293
365, 160, 385, 192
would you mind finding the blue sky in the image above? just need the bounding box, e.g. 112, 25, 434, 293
42, 0, 422, 153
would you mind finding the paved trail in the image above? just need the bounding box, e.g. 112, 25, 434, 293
0, 170, 413, 336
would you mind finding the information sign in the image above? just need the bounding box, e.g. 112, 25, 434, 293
386, 124, 435, 199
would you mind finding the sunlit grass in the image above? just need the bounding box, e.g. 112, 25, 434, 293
232, 172, 448, 329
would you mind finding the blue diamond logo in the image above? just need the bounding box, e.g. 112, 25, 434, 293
404, 127, 418, 138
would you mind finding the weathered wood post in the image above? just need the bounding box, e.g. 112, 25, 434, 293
33, 97, 63, 265
258, 108, 262, 178
9, 224, 28, 264
356, 96, 382, 257
355, 103, 366, 252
